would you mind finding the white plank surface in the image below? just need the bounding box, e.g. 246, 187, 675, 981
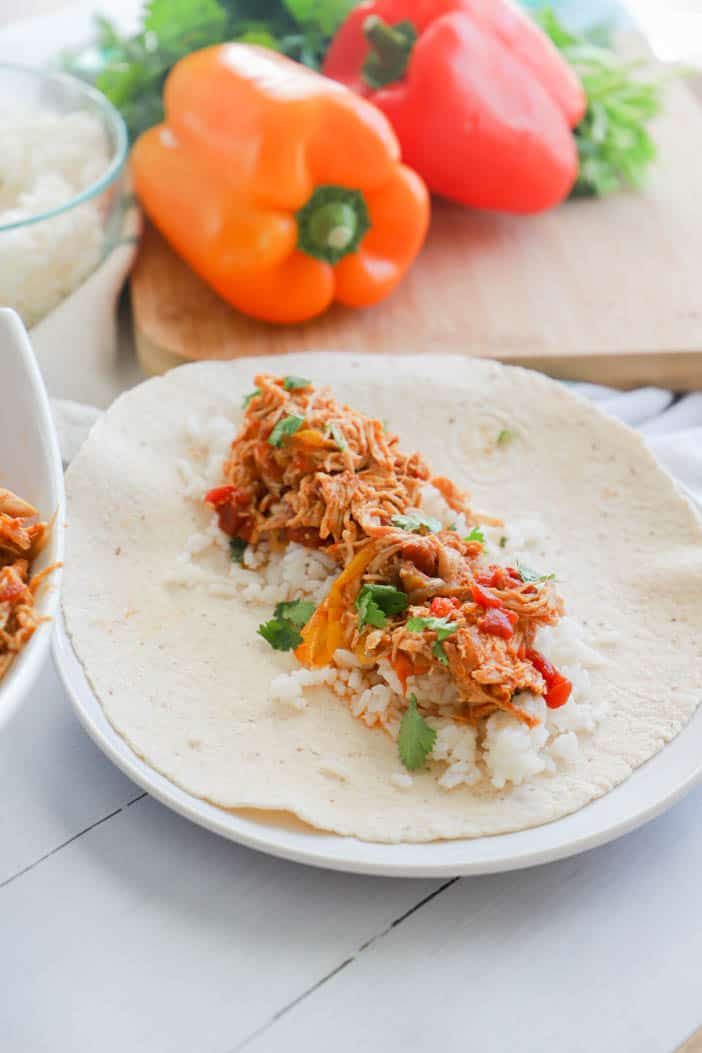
1, 660, 701, 1053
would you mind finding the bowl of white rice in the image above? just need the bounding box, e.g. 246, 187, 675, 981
0, 64, 128, 329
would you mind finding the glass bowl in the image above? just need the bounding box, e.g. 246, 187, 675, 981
0, 64, 128, 328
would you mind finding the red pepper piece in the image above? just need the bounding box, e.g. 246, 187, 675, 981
324, 0, 583, 213
204, 485, 237, 507
429, 596, 460, 617
204, 485, 251, 539
478, 608, 516, 639
471, 581, 502, 608
527, 648, 572, 709
475, 569, 498, 588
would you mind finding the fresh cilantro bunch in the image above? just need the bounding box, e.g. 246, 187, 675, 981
66, 0, 355, 140
537, 7, 664, 196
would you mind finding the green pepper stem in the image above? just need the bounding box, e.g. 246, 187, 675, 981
362, 15, 417, 90
296, 186, 370, 266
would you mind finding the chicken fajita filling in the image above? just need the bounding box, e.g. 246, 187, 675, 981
204, 375, 572, 768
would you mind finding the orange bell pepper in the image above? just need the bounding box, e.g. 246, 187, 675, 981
131, 44, 429, 324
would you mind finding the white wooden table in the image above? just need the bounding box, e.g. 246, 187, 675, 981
1, 654, 701, 1052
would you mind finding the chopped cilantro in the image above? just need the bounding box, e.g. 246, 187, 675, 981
258, 598, 316, 651
447, 523, 457, 532
432, 641, 449, 665
398, 694, 437, 771
499, 536, 508, 549
283, 375, 311, 391
242, 388, 260, 409
229, 537, 247, 563
328, 422, 347, 451
268, 414, 305, 447
464, 526, 485, 544
273, 599, 316, 628
407, 614, 459, 665
516, 562, 556, 584
356, 583, 409, 631
497, 428, 517, 446
391, 510, 442, 535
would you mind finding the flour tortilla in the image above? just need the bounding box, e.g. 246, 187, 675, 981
63, 355, 702, 843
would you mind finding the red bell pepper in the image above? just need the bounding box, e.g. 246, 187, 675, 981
323, 0, 585, 213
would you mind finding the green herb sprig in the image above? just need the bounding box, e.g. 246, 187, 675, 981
406, 614, 459, 665
398, 694, 436, 771
537, 7, 664, 196
356, 584, 409, 632
392, 510, 442, 535
258, 598, 316, 651
65, 0, 355, 140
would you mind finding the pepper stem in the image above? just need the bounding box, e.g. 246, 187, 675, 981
296, 186, 370, 266
362, 15, 417, 90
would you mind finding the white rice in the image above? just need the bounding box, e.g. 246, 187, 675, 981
170, 411, 607, 791
0, 109, 111, 327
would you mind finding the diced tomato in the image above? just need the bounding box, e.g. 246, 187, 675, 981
429, 596, 460, 617
204, 485, 237, 507
205, 486, 252, 538
526, 648, 556, 682
546, 677, 572, 709
475, 568, 498, 588
471, 582, 502, 609
526, 648, 572, 709
478, 608, 516, 639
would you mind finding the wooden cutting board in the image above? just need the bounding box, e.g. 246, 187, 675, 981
131, 79, 702, 390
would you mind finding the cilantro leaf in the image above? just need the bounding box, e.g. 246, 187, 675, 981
356, 584, 409, 632
464, 526, 485, 544
499, 536, 508, 549
398, 694, 436, 771
229, 537, 247, 563
392, 510, 442, 535
242, 388, 261, 409
268, 414, 305, 447
282, 0, 354, 36
258, 618, 304, 651
273, 599, 316, 628
283, 375, 311, 391
407, 614, 458, 663
447, 523, 457, 532
406, 615, 459, 642
432, 640, 449, 665
516, 562, 556, 584
258, 598, 316, 651
497, 429, 517, 446
328, 422, 347, 451
536, 7, 663, 197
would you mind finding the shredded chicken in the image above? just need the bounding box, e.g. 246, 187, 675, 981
211, 374, 465, 566
0, 488, 49, 682
208, 376, 570, 729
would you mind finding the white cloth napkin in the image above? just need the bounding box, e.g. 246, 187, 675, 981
52, 383, 702, 510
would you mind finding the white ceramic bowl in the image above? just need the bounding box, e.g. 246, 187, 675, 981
0, 308, 64, 726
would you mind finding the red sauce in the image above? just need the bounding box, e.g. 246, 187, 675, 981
204, 485, 252, 539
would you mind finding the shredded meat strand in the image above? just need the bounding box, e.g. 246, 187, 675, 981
0, 489, 50, 682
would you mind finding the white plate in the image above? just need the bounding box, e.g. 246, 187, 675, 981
0, 309, 64, 728
55, 600, 702, 878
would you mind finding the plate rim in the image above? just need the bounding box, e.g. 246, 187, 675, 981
53, 610, 702, 878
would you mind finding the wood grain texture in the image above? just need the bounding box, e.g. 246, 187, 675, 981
131, 81, 702, 390
677, 1029, 702, 1053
